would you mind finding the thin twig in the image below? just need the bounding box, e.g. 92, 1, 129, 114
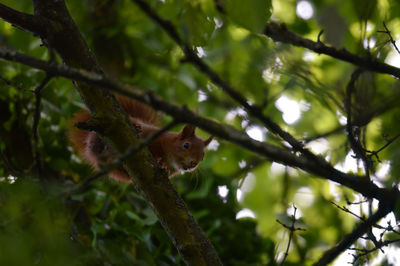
367, 132, 400, 162
264, 22, 400, 79
277, 205, 306, 265
313, 205, 391, 266
330, 201, 400, 234
378, 22, 400, 55
345, 197, 369, 206
330, 201, 365, 221
350, 238, 400, 263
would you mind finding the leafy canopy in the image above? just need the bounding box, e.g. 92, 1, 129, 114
1, 0, 400, 265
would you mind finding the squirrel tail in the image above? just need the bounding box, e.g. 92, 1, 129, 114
68, 111, 131, 183
69, 111, 91, 156
116, 95, 160, 126
69, 96, 159, 154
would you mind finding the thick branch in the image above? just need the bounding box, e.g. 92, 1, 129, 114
123, 0, 399, 205
0, 47, 398, 204
1, 2, 393, 207
132, 0, 311, 156
2, 1, 222, 264
68, 120, 178, 193
264, 22, 400, 79
0, 3, 42, 35
2, 2, 400, 262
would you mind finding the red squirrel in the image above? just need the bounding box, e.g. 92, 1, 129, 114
69, 96, 213, 183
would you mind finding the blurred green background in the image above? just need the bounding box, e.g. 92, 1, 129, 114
0, 0, 400, 265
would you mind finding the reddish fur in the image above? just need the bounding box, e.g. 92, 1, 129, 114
69, 112, 91, 155
117, 96, 160, 126
69, 96, 213, 183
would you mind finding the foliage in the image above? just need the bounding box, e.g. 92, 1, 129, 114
0, 0, 400, 265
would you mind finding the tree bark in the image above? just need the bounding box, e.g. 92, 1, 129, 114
0, 1, 222, 265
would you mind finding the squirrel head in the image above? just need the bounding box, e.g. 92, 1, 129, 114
165, 125, 213, 176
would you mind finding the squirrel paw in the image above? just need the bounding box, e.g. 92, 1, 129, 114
156, 157, 170, 174
134, 124, 142, 134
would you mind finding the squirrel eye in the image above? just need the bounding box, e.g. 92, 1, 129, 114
183, 142, 190, 149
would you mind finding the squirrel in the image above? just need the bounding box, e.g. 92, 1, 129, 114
69, 96, 213, 183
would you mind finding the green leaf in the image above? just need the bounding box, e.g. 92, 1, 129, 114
126, 210, 144, 225
226, 0, 272, 33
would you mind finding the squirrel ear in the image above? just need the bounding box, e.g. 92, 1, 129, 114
180, 125, 196, 139
204, 136, 213, 147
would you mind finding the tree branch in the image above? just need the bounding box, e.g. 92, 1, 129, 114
277, 206, 305, 265
109, 1, 400, 207
0, 1, 223, 264
264, 22, 400, 79
132, 0, 312, 157
313, 204, 391, 266
350, 238, 400, 263
0, 3, 42, 35
131, 1, 368, 213
378, 22, 400, 55
367, 132, 400, 162
0, 47, 397, 204
67, 120, 178, 194
2, 2, 400, 262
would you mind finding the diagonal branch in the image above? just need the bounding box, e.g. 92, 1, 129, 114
264, 22, 400, 79
0, 4, 42, 35
127, 4, 400, 233
68, 120, 178, 194
313, 204, 391, 266
0, 47, 398, 203
0, 1, 222, 264
132, 0, 322, 165
2, 2, 397, 264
